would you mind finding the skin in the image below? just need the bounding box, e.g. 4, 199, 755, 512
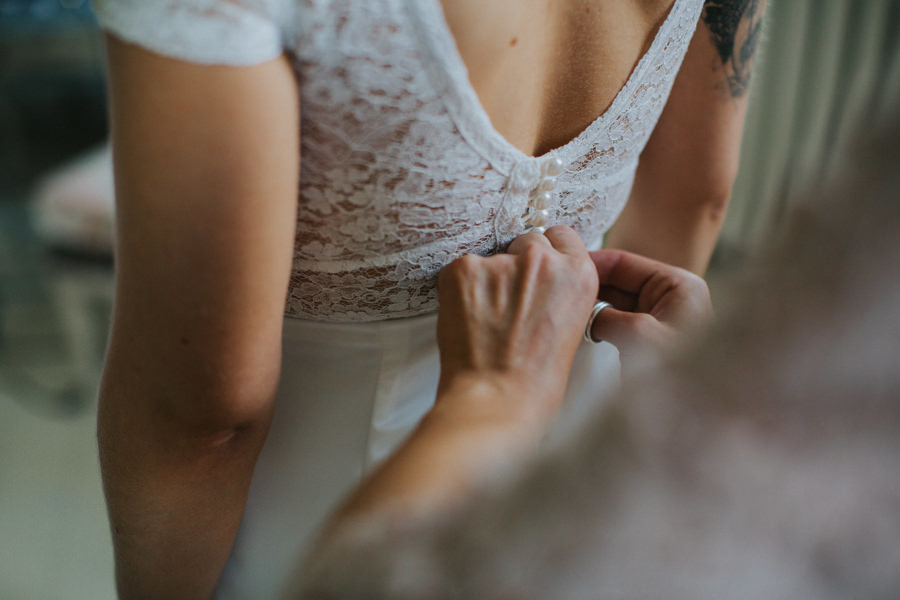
98, 1, 756, 596
329, 226, 599, 527
317, 227, 713, 535
443, 0, 678, 156
99, 37, 298, 599
589, 249, 712, 356
605, 0, 767, 274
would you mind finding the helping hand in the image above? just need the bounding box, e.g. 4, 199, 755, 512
436, 226, 598, 422
588, 249, 713, 355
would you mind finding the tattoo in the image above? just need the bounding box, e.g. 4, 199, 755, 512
702, 0, 765, 98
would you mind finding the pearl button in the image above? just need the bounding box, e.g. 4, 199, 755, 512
516, 156, 564, 235
531, 190, 552, 210
538, 178, 557, 192
529, 209, 550, 228
542, 156, 564, 177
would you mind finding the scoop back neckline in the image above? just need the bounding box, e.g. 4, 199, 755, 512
405, 0, 688, 172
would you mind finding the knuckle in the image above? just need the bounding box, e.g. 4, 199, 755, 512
575, 255, 599, 290
439, 254, 479, 286
544, 224, 572, 239
521, 238, 549, 257
509, 231, 541, 251
520, 242, 552, 269
672, 272, 712, 305
630, 313, 658, 337
453, 253, 482, 274
677, 269, 707, 292
686, 273, 710, 295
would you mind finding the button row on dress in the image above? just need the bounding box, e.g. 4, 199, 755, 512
524, 156, 564, 234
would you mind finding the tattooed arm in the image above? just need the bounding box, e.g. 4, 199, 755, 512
605, 0, 766, 275
704, 0, 765, 97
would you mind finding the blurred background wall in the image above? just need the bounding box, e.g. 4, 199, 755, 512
723, 0, 900, 260
0, 3, 115, 599
0, 1, 898, 598
1, 0, 106, 190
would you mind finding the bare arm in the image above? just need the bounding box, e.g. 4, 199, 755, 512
606, 0, 766, 274
315, 235, 713, 539
98, 36, 299, 598
294, 231, 719, 598
321, 227, 598, 530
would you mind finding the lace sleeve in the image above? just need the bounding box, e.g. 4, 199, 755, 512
92, 0, 288, 66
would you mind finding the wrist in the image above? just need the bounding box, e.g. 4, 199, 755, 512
434, 371, 562, 436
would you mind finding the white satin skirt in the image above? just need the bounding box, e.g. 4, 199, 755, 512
217, 312, 620, 598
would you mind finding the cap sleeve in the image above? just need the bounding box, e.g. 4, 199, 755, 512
92, 0, 286, 66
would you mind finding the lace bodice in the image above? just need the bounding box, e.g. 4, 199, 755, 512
94, 0, 704, 322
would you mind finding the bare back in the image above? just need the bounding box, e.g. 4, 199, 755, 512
442, 0, 677, 156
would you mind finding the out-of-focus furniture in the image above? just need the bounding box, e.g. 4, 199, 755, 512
0, 0, 106, 192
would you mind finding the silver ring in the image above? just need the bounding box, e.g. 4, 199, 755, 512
584, 301, 611, 343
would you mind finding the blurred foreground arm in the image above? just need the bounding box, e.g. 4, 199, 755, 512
320, 227, 598, 531
98, 37, 298, 598
295, 126, 900, 600
306, 231, 713, 565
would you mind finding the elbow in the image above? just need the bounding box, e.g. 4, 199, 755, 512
181, 364, 281, 434
706, 153, 741, 220
157, 372, 280, 442
98, 346, 280, 445
684, 163, 738, 227
701, 185, 732, 226
168, 391, 277, 443
637, 151, 739, 227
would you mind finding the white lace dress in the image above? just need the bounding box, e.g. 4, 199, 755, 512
93, 0, 704, 596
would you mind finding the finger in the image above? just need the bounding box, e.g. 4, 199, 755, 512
589, 249, 681, 295
507, 230, 552, 255
589, 305, 669, 349
596, 285, 638, 313
543, 225, 587, 256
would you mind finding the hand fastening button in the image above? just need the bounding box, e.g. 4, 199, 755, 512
524, 156, 564, 233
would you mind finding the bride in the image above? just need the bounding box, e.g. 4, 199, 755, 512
92, 0, 764, 597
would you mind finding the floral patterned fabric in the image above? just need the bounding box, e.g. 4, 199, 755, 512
94, 0, 704, 321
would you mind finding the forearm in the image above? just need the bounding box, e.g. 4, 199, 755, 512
312, 227, 594, 568
325, 375, 547, 532
98, 363, 273, 599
